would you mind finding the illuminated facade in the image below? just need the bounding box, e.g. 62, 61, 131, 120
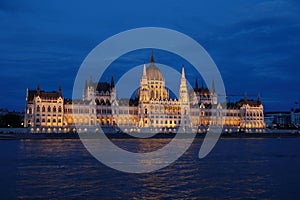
24, 53, 265, 133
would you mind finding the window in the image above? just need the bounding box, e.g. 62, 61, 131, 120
47, 106, 51, 112
37, 105, 40, 112
53, 106, 56, 112
58, 106, 62, 113
36, 119, 40, 123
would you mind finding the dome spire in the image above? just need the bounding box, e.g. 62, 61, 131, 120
150, 50, 155, 64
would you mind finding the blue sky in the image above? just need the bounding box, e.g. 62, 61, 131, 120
0, 0, 299, 111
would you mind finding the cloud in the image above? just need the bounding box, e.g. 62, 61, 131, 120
1, 0, 300, 111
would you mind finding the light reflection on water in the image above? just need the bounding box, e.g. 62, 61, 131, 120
7, 138, 300, 199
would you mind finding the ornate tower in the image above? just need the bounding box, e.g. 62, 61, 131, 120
110, 75, 117, 102
138, 63, 150, 127
179, 66, 189, 103
179, 66, 191, 130
85, 75, 95, 101
211, 80, 218, 104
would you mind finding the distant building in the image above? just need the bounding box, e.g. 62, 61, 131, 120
264, 112, 291, 128
24, 85, 64, 127
291, 109, 300, 128
24, 53, 265, 133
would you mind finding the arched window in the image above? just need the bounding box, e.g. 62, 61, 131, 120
58, 106, 62, 113
37, 105, 40, 112
150, 91, 154, 99
42, 106, 45, 112
28, 108, 32, 114
145, 108, 148, 115
53, 106, 56, 112
36, 118, 40, 123
47, 106, 51, 112
100, 99, 105, 105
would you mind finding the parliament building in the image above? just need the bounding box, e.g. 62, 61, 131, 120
24, 54, 265, 133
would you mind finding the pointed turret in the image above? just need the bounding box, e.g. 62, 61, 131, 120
257, 94, 261, 104
58, 85, 62, 97
139, 63, 149, 101
110, 75, 117, 102
179, 65, 189, 103
141, 63, 148, 85
143, 62, 147, 76
179, 65, 191, 130
211, 80, 218, 104
181, 66, 185, 79
212, 80, 215, 94
37, 82, 41, 96
111, 75, 115, 89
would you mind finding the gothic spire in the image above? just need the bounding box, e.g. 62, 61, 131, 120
181, 65, 185, 79
143, 62, 147, 76
180, 65, 189, 104
58, 85, 62, 96
111, 75, 115, 89
37, 82, 41, 95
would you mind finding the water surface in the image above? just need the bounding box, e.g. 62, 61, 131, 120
1, 138, 300, 199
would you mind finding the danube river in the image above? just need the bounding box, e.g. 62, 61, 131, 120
1, 137, 300, 199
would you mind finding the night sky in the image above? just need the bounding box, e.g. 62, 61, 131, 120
0, 0, 299, 112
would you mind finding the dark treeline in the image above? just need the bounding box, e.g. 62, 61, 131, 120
0, 113, 23, 128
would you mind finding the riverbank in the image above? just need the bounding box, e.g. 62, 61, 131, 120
0, 129, 300, 140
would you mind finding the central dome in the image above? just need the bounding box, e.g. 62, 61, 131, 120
146, 63, 164, 81
146, 52, 164, 81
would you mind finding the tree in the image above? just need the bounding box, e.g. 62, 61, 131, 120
0, 113, 22, 128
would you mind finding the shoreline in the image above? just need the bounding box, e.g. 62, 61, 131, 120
0, 130, 300, 140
